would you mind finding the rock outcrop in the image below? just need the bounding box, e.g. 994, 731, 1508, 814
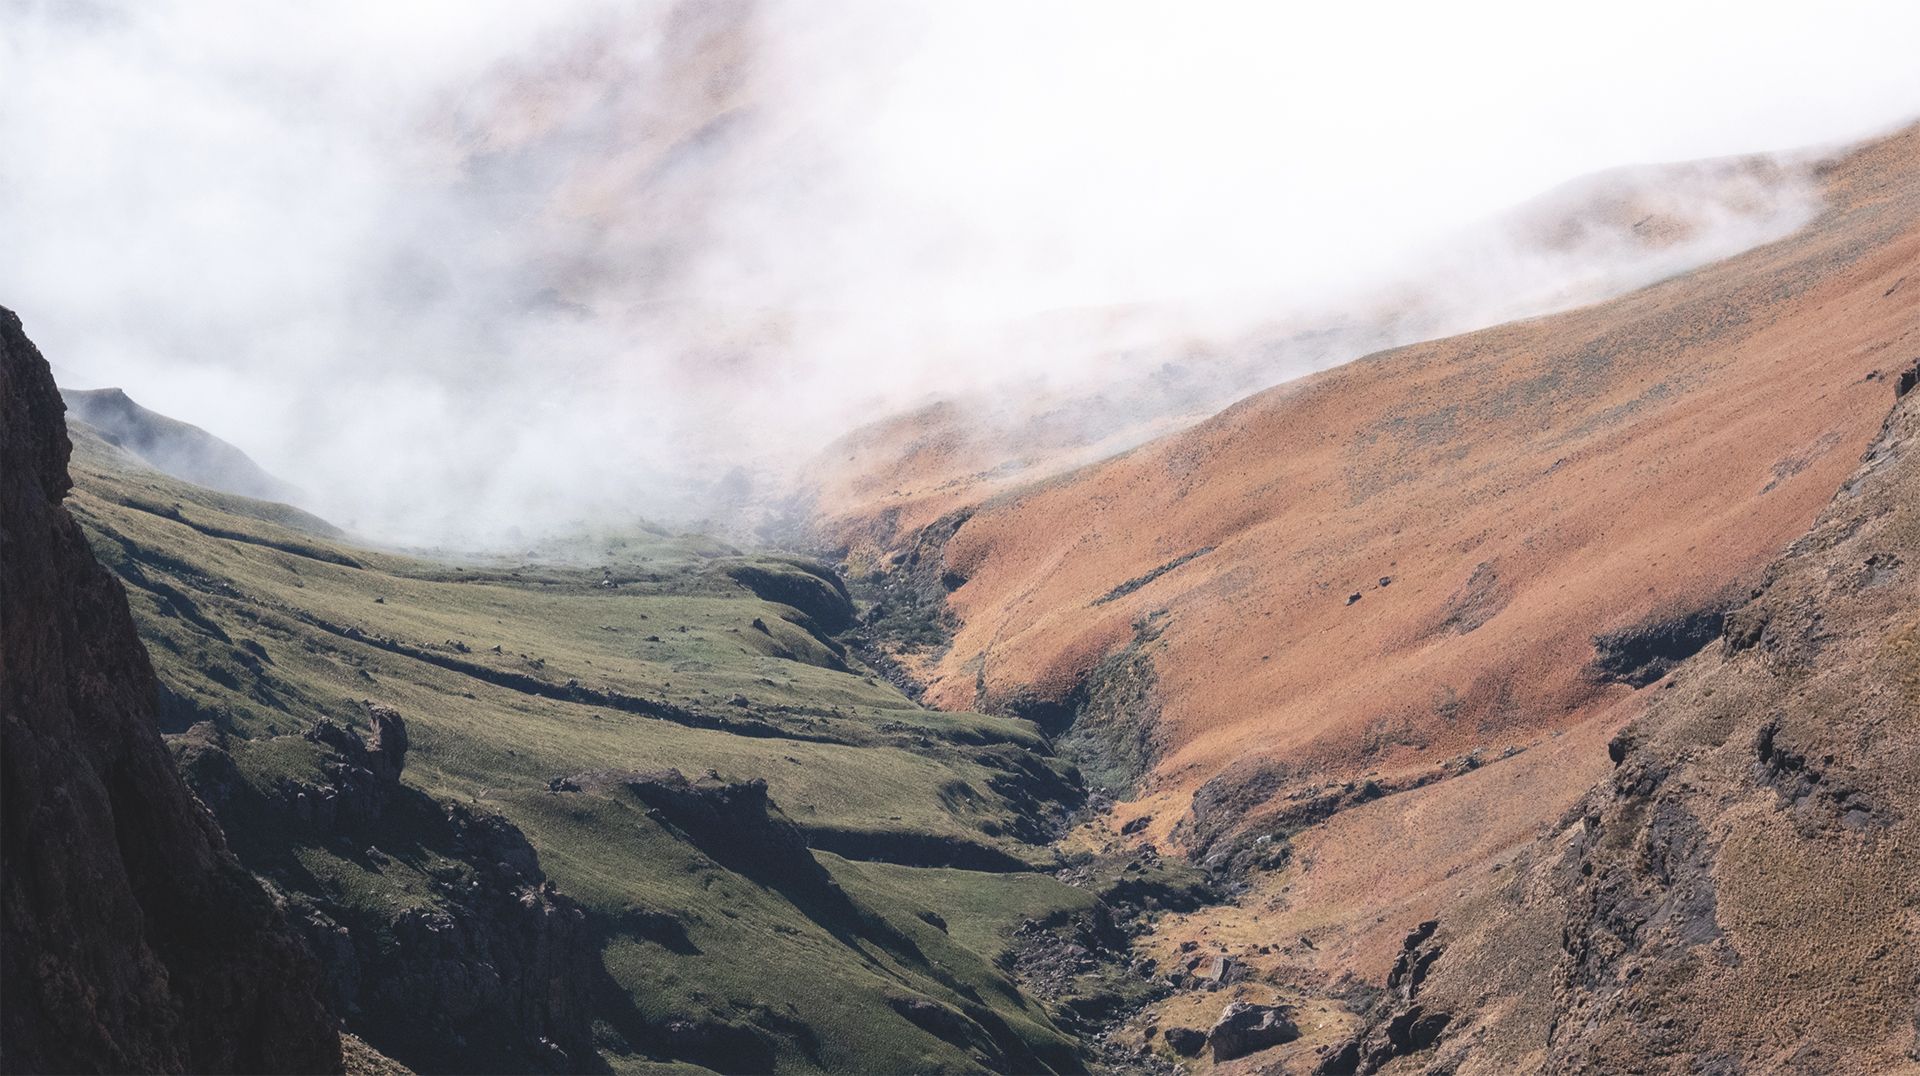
0, 307, 341, 1073
290, 817, 598, 1075
726, 560, 856, 633
176, 703, 600, 1073
560, 768, 857, 920
292, 704, 411, 828
1316, 920, 1451, 1074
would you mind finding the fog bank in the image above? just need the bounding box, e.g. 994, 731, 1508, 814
4, 0, 1918, 546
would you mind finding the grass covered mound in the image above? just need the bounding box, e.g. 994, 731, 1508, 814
65, 423, 1093, 1075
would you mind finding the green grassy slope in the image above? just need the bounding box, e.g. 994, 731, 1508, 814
64, 426, 1093, 1075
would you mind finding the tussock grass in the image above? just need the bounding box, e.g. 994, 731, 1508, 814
69, 425, 1089, 1073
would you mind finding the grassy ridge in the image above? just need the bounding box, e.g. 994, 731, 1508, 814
66, 426, 1091, 1074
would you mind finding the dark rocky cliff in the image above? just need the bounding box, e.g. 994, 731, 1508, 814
1, 307, 341, 1074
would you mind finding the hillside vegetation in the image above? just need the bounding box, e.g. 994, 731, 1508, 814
63, 423, 1116, 1074
1346, 366, 1920, 1075
800, 123, 1920, 1072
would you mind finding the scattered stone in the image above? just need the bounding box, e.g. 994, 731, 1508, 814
1194, 954, 1234, 989
1120, 814, 1152, 835
1347, 592, 1362, 605
1378, 576, 1393, 587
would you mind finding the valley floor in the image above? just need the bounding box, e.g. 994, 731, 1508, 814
66, 423, 1168, 1074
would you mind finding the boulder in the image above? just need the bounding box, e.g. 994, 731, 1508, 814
1194, 954, 1235, 989
1164, 1026, 1207, 1056
1209, 1001, 1301, 1061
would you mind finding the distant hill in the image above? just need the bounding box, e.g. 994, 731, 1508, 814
60, 386, 299, 504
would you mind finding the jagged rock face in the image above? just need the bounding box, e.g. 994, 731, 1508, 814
1316, 920, 1450, 1074
0, 307, 341, 1073
292, 704, 411, 829
1382, 373, 1920, 1074
177, 705, 600, 1074
324, 796, 598, 1075
296, 864, 595, 1076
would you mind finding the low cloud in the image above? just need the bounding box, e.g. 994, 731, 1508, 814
4, 0, 1916, 546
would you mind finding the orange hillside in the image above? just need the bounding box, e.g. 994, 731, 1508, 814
865, 123, 1920, 843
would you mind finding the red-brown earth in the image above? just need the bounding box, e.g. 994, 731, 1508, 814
804, 123, 1920, 1070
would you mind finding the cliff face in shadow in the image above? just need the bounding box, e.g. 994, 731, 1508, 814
1, 307, 341, 1074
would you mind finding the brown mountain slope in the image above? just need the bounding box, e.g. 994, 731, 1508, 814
801, 125, 1920, 1052
1, 308, 340, 1074
885, 122, 1917, 837
800, 149, 1818, 562
1345, 365, 1920, 1075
